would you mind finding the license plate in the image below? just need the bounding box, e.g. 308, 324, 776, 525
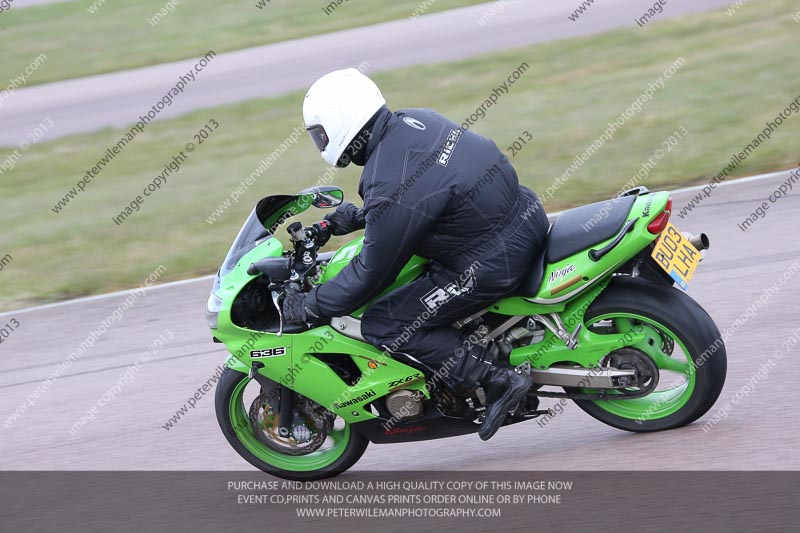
651, 222, 701, 290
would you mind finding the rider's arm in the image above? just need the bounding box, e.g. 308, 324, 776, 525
305, 194, 445, 318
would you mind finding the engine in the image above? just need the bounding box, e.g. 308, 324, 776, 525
385, 390, 424, 421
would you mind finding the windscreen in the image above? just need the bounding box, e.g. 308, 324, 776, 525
220, 209, 268, 276
219, 193, 320, 276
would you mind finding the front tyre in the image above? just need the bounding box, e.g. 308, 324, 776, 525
215, 367, 369, 480
575, 276, 727, 432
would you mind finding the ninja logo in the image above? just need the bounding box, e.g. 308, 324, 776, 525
420, 266, 476, 312
436, 128, 462, 167
548, 264, 576, 283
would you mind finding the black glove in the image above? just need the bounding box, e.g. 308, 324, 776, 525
323, 202, 366, 236
281, 283, 310, 324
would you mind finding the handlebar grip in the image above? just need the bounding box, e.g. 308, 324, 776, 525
322, 217, 336, 233
313, 220, 333, 247
247, 257, 292, 280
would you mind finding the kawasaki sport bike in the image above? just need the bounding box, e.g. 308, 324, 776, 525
207, 185, 726, 480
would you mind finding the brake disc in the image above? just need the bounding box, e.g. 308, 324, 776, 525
248, 392, 334, 456
660, 333, 675, 355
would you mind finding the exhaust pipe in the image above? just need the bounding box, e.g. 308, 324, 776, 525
689, 233, 710, 251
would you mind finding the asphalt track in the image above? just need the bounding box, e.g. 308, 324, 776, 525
1, 170, 799, 471
0, 0, 736, 146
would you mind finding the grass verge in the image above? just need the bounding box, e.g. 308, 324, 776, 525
1, 0, 799, 310
0, 0, 483, 86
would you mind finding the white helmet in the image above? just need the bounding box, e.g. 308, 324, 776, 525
303, 68, 386, 167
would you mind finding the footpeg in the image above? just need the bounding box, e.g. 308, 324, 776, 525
566, 323, 582, 350
514, 361, 532, 376
532, 313, 581, 350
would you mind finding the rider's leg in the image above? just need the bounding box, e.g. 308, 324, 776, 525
361, 261, 532, 440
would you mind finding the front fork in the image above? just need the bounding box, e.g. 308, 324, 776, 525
250, 361, 295, 438
277, 385, 296, 439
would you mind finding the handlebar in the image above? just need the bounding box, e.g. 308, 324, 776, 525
247, 220, 332, 283
287, 220, 333, 247
246, 257, 290, 278
246, 220, 333, 335
308, 220, 334, 247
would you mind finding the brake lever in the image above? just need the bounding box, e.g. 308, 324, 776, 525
271, 291, 283, 337
269, 283, 285, 337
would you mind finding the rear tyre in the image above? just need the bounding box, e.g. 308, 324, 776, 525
215, 367, 369, 480
574, 276, 727, 432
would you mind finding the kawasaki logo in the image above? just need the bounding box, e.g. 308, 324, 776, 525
642, 196, 654, 217
333, 390, 376, 409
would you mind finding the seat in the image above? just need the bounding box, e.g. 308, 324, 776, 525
513, 195, 637, 297
514, 240, 548, 297
545, 195, 636, 264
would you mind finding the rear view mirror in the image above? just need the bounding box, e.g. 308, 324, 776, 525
299, 186, 344, 208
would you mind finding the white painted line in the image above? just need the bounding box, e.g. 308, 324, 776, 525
2, 167, 794, 317
662, 167, 795, 197
0, 275, 215, 317
546, 167, 796, 219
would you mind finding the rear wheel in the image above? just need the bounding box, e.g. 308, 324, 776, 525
215, 368, 369, 480
574, 277, 727, 432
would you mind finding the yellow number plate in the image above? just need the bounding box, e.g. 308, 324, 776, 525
651, 222, 701, 290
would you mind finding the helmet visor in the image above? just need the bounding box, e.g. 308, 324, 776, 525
306, 124, 329, 152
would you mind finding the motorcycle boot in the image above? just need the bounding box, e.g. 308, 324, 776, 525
478, 362, 532, 441
450, 343, 533, 441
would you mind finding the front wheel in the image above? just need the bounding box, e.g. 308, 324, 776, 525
574, 276, 727, 432
215, 367, 369, 480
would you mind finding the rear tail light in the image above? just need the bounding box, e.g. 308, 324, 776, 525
647, 198, 672, 234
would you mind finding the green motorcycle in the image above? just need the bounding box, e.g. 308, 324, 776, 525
208, 185, 726, 480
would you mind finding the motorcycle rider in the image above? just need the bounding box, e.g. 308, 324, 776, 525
282, 68, 549, 440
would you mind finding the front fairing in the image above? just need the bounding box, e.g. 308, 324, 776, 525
209, 193, 312, 331
209, 189, 426, 332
